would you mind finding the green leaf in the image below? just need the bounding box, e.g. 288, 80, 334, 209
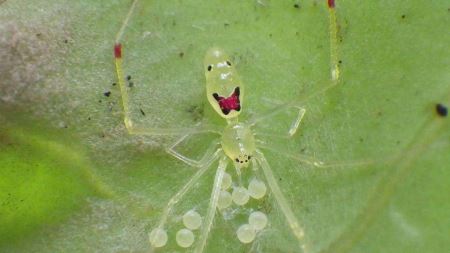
0, 0, 448, 252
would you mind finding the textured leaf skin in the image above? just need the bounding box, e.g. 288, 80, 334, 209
0, 0, 449, 252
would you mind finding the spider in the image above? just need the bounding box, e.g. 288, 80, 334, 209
112, 0, 357, 252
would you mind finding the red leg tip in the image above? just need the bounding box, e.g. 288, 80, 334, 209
328, 0, 335, 8
114, 43, 122, 58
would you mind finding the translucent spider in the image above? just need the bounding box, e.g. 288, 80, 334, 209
113, 0, 355, 252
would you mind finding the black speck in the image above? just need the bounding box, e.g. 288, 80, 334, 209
436, 103, 448, 117
140, 108, 146, 116
88, 117, 91, 120
207, 65, 212, 71
338, 60, 342, 64
240, 161, 243, 164
63, 39, 68, 43
226, 61, 232, 66
103, 91, 111, 97
112, 82, 117, 86
187, 104, 204, 121
401, 14, 406, 19
128, 82, 134, 87
235, 158, 239, 162
294, 3, 300, 9
98, 99, 102, 103
126, 75, 132, 81
224, 23, 230, 27
179, 52, 184, 58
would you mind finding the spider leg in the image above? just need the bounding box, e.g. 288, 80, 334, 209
194, 156, 229, 253
150, 149, 223, 248
328, 0, 340, 82
258, 143, 376, 168
114, 43, 218, 136
250, 1, 340, 131
250, 100, 306, 137
113, 0, 218, 136
166, 136, 221, 168
255, 150, 307, 251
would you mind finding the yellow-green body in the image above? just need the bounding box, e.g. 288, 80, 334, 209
204, 47, 244, 119
204, 48, 254, 168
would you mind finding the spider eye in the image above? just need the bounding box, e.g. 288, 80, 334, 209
207, 65, 212, 71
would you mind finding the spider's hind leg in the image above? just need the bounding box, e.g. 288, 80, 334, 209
254, 150, 309, 251
149, 150, 224, 250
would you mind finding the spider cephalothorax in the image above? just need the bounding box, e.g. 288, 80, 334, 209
204, 47, 244, 119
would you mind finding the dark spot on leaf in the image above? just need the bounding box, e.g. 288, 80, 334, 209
179, 52, 184, 58
103, 91, 111, 97
126, 75, 131, 81
401, 14, 406, 19
436, 103, 448, 117
207, 65, 212, 71
294, 3, 300, 9
112, 82, 116, 86
226, 61, 232, 66
140, 108, 146, 116
187, 104, 204, 121
128, 81, 134, 87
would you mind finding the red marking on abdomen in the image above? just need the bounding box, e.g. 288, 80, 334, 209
218, 94, 240, 111
114, 43, 122, 58
213, 87, 241, 115
328, 0, 335, 8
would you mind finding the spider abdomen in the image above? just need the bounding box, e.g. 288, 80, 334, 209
221, 122, 255, 168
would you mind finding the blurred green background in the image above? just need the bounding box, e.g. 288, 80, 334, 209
0, 0, 449, 252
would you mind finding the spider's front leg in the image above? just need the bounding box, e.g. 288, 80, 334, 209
114, 44, 218, 137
